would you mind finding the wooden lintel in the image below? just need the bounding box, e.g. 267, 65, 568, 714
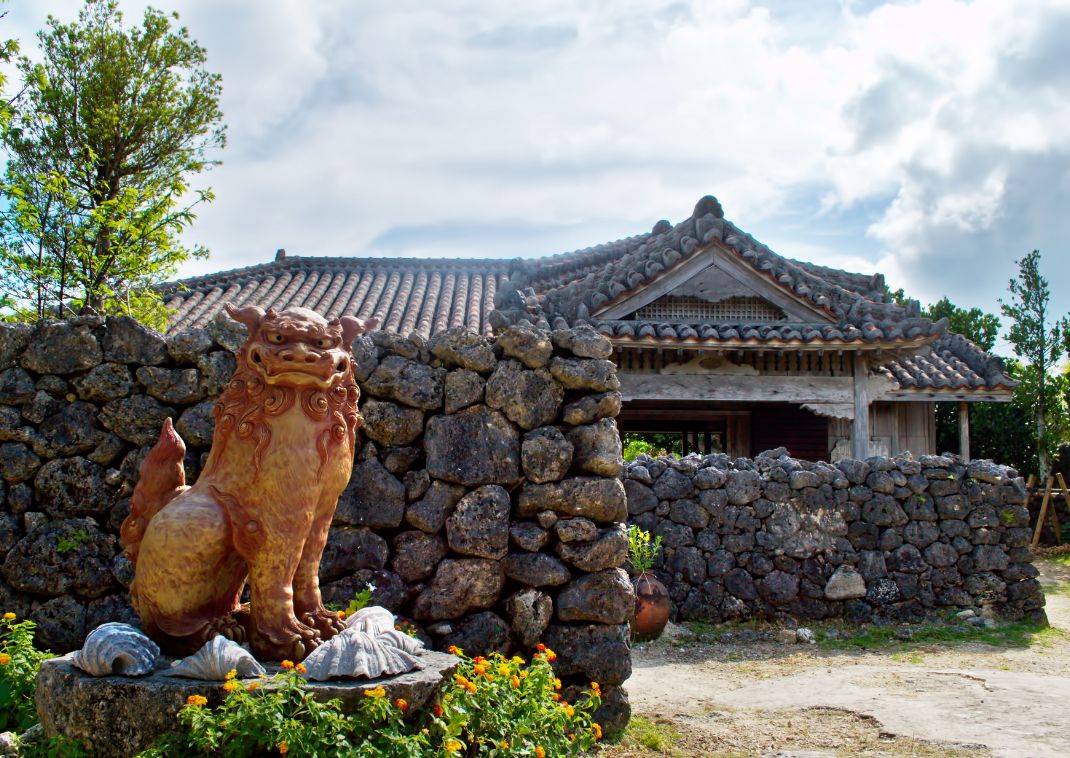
619, 373, 854, 403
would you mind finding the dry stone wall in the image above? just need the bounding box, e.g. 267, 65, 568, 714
0, 316, 632, 732
627, 449, 1045, 625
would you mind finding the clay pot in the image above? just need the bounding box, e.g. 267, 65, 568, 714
631, 571, 670, 642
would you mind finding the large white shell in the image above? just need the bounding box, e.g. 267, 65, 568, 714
70, 622, 160, 677
302, 628, 424, 681
164, 635, 266, 680
344, 606, 395, 636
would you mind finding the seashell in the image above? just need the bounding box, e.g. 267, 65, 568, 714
374, 628, 425, 655
344, 606, 395, 636
302, 629, 424, 681
70, 622, 160, 677
164, 635, 266, 680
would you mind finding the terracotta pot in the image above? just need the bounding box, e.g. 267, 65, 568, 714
631, 571, 670, 642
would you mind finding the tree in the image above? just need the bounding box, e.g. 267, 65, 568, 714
0, 0, 224, 328
999, 250, 1069, 479
925, 297, 1000, 352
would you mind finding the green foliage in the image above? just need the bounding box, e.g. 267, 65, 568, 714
999, 250, 1070, 478
344, 587, 374, 618
617, 714, 681, 752
628, 525, 663, 574
924, 296, 1001, 352
55, 529, 90, 554
622, 432, 678, 461
0, 0, 225, 327
0, 613, 53, 733
146, 648, 603, 757
815, 613, 1061, 652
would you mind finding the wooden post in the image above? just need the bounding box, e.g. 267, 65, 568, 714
1031, 477, 1054, 548
852, 353, 870, 460
958, 402, 970, 462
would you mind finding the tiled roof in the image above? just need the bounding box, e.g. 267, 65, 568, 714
879, 334, 1016, 391
162, 194, 1013, 394
162, 255, 512, 338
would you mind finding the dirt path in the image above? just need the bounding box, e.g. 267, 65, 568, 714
605, 561, 1070, 757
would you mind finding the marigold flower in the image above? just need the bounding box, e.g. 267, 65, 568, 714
223, 680, 240, 693
246, 682, 260, 692
337, 610, 347, 619
363, 686, 387, 698
280, 660, 295, 670
473, 662, 489, 676
296, 663, 307, 675
544, 648, 557, 662
395, 698, 408, 712
433, 704, 444, 718
590, 681, 602, 697
225, 669, 237, 681
447, 645, 462, 655
497, 663, 510, 676
536, 747, 546, 758
2, 612, 15, 621
444, 739, 463, 754
592, 722, 603, 740
0, 653, 10, 665
511, 675, 520, 689
511, 655, 525, 665
553, 677, 562, 690
562, 703, 575, 718
185, 695, 207, 707
277, 741, 289, 755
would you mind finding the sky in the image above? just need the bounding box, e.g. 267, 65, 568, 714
4, 0, 1070, 349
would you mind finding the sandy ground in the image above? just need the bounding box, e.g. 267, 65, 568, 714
604, 560, 1070, 758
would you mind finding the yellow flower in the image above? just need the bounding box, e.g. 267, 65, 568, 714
246, 682, 260, 692
590, 681, 602, 697
2, 612, 15, 621
222, 680, 239, 693
536, 747, 546, 758
277, 741, 289, 755
511, 655, 524, 665
473, 662, 489, 676
562, 703, 575, 718
225, 669, 237, 681
592, 722, 603, 740
363, 686, 387, 698
519, 670, 529, 679
447, 645, 462, 655
553, 677, 562, 690
280, 660, 295, 670
296, 663, 307, 675
337, 610, 347, 620
445, 739, 463, 753
497, 663, 510, 676
500, 740, 510, 749
0, 653, 10, 666
185, 694, 208, 707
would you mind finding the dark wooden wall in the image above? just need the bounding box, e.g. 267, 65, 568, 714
750, 404, 829, 461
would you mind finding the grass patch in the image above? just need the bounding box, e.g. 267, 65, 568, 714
614, 715, 683, 754
1041, 554, 1070, 567
816, 615, 1064, 651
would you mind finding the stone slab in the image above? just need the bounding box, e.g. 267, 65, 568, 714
36, 650, 459, 757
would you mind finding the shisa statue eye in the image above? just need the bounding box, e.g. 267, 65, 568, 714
267, 333, 285, 344
316, 338, 333, 348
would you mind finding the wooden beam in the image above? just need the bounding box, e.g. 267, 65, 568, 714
596, 249, 715, 319
958, 401, 970, 462
619, 373, 855, 403
1032, 477, 1054, 548
852, 353, 870, 460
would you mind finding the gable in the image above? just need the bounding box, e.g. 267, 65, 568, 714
595, 246, 835, 323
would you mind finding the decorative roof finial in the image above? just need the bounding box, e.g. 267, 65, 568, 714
275, 248, 286, 261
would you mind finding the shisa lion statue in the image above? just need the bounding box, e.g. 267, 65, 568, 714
120, 304, 378, 661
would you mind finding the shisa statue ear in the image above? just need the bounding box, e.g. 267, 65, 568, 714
223, 303, 266, 334
340, 315, 379, 344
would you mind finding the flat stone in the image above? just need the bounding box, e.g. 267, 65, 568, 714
521, 426, 573, 484
561, 391, 622, 426
554, 517, 598, 543
496, 324, 554, 369
72, 364, 135, 402
503, 552, 571, 587
725, 470, 761, 504
334, 457, 405, 528
30, 596, 87, 653
565, 418, 623, 477
135, 367, 205, 405
319, 527, 388, 581
99, 395, 175, 446
21, 322, 102, 374
557, 569, 634, 624
552, 326, 614, 359
174, 401, 215, 447
196, 351, 236, 396
425, 406, 520, 486
0, 322, 32, 370
505, 589, 553, 647
624, 479, 658, 515
165, 328, 214, 364
36, 650, 459, 758
485, 360, 563, 430
517, 477, 627, 523
542, 623, 631, 686
548, 357, 619, 392
405, 480, 466, 533
101, 316, 168, 364
361, 399, 424, 446
412, 558, 504, 619
437, 611, 510, 657
391, 531, 448, 583
444, 369, 484, 414
2, 518, 117, 598
824, 565, 867, 600
510, 522, 549, 552
363, 355, 445, 410
33, 457, 112, 518
0, 367, 36, 405
0, 442, 41, 484
428, 327, 496, 373
555, 523, 629, 572
653, 467, 694, 500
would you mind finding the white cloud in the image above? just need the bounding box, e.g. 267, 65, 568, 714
4, 0, 1070, 335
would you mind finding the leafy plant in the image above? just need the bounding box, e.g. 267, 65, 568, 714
56, 529, 90, 554
0, 612, 53, 732
628, 525, 663, 575
145, 646, 603, 757
344, 586, 374, 618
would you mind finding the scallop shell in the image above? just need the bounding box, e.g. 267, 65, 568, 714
164, 635, 266, 680
344, 606, 395, 636
374, 628, 425, 655
70, 622, 160, 677
302, 628, 424, 681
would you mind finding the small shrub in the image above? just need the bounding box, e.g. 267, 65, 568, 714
628, 525, 663, 574
56, 529, 90, 554
0, 612, 53, 732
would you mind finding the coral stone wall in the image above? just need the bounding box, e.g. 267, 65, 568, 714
0, 316, 632, 731
626, 449, 1045, 624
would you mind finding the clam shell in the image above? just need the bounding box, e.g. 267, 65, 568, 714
164, 635, 266, 680
374, 628, 425, 655
302, 628, 424, 681
344, 606, 395, 636
70, 622, 160, 677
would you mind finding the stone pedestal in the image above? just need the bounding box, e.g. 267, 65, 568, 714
36, 650, 459, 757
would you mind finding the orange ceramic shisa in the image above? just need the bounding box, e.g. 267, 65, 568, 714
120, 304, 377, 661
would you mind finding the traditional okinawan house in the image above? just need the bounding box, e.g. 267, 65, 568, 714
161, 195, 1014, 462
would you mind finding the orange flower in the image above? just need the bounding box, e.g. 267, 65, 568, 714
473, 655, 486, 664
296, 663, 307, 675
395, 698, 408, 712
592, 722, 603, 740
337, 610, 347, 620
0, 653, 10, 666
536, 747, 546, 758
225, 669, 237, 681
544, 648, 557, 662
277, 741, 289, 755
433, 703, 444, 718
2, 612, 15, 621
562, 703, 575, 718
447, 645, 462, 655
553, 677, 562, 690
246, 682, 260, 692
590, 681, 602, 697
536, 643, 547, 653
511, 675, 520, 689
473, 662, 489, 676
280, 660, 295, 670
222, 680, 239, 693
497, 663, 510, 676
551, 692, 561, 701
185, 694, 208, 707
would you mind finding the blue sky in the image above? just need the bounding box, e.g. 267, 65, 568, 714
5, 0, 1070, 348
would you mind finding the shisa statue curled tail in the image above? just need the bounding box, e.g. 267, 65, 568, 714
120, 304, 377, 661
